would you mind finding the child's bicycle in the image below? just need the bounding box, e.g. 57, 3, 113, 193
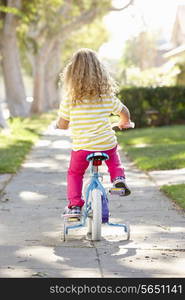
62, 122, 134, 242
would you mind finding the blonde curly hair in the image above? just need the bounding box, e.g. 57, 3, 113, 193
60, 48, 118, 105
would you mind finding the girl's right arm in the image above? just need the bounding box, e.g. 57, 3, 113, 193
111, 97, 134, 129
118, 105, 134, 129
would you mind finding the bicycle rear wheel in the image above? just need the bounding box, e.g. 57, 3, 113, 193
91, 189, 102, 241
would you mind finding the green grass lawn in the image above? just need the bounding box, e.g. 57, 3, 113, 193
116, 124, 185, 209
0, 112, 56, 174
116, 125, 185, 171
161, 184, 185, 210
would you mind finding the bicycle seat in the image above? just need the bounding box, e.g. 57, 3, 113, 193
86, 152, 109, 162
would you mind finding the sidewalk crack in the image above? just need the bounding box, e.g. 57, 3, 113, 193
92, 242, 104, 278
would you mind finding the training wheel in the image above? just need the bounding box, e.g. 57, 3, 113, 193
62, 218, 67, 242
126, 223, 131, 240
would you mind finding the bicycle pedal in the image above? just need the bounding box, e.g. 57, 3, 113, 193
109, 187, 126, 196
64, 216, 81, 222
62, 213, 81, 222
67, 217, 80, 222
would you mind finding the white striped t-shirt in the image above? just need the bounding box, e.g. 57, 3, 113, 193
58, 95, 124, 151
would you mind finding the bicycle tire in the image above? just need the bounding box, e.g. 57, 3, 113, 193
91, 189, 102, 241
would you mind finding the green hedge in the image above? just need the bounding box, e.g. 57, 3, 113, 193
118, 86, 185, 127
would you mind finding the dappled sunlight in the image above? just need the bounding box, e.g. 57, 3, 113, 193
167, 226, 185, 233
44, 123, 72, 138
127, 138, 151, 146
133, 143, 150, 148
59, 268, 100, 278
120, 252, 185, 275
35, 139, 51, 147
1, 0, 185, 279
0, 128, 11, 136
148, 168, 185, 186
0, 267, 31, 278
19, 191, 47, 202
51, 140, 71, 149
104, 222, 173, 239
172, 152, 185, 159
130, 223, 185, 236
16, 246, 66, 264
54, 154, 70, 161
23, 161, 55, 169
117, 126, 185, 147
0, 218, 184, 277
111, 248, 128, 256
23, 159, 69, 171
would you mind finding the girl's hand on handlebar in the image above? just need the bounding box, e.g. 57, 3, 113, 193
117, 121, 135, 130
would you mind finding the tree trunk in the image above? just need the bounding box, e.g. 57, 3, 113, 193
28, 0, 134, 115
1, 0, 28, 117
31, 40, 56, 114
44, 41, 62, 111
0, 104, 8, 129
31, 54, 46, 114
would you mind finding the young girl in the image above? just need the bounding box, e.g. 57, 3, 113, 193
56, 48, 134, 218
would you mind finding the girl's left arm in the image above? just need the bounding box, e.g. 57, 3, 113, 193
56, 117, 69, 130
57, 96, 70, 129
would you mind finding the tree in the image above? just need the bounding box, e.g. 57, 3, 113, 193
29, 0, 109, 114
121, 31, 158, 70
23, 0, 134, 114
43, 19, 109, 111
0, 0, 134, 116
0, 104, 8, 128
0, 0, 28, 117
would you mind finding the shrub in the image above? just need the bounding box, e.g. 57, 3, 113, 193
118, 86, 185, 127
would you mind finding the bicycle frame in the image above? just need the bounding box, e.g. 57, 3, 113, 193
63, 161, 105, 236
63, 155, 130, 241
84, 163, 107, 217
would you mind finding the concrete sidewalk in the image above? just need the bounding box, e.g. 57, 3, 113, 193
0, 124, 185, 278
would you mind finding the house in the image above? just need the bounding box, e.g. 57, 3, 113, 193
163, 5, 185, 85
171, 5, 185, 47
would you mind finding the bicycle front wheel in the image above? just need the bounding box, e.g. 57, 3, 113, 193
91, 189, 102, 241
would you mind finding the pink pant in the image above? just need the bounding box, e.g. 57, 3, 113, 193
67, 145, 125, 208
